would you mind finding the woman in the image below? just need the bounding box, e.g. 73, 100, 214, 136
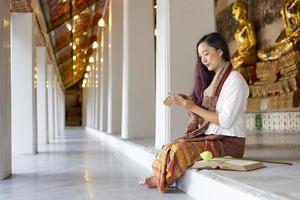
140, 32, 249, 192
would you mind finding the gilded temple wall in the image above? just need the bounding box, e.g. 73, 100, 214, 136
215, 1, 300, 144
215, 0, 283, 56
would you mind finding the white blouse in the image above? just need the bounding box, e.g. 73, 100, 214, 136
204, 71, 249, 138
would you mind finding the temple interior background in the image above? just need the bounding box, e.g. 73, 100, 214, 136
215, 0, 300, 146
0, 0, 299, 199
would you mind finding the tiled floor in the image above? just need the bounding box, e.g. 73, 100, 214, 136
0, 128, 193, 200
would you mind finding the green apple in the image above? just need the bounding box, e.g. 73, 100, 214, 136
200, 151, 213, 161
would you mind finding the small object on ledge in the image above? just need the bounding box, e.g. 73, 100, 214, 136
192, 157, 265, 171
200, 151, 213, 161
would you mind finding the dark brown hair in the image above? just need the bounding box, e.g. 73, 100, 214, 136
191, 32, 230, 105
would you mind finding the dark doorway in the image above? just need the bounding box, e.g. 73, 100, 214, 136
65, 83, 82, 126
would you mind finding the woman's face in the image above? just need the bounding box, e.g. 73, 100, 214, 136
197, 42, 222, 71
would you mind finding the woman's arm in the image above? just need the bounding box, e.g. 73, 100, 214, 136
172, 95, 220, 125
173, 72, 249, 129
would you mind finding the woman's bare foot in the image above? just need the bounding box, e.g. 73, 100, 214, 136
139, 175, 157, 188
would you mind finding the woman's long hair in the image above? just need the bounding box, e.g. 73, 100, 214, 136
191, 32, 230, 106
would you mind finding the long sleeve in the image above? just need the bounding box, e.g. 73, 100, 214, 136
205, 71, 249, 138
218, 72, 249, 129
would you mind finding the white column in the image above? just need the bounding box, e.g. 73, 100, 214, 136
61, 91, 65, 133
53, 76, 58, 138
0, 0, 11, 179
99, 28, 109, 131
155, 0, 216, 148
52, 76, 56, 136
96, 48, 101, 130
11, 13, 37, 155
88, 66, 94, 128
58, 88, 64, 133
86, 87, 89, 127
94, 50, 100, 130
91, 63, 96, 128
121, 0, 155, 138
84, 87, 88, 127
82, 88, 87, 127
57, 83, 62, 134
86, 84, 90, 127
36, 47, 48, 144
107, 0, 123, 134
47, 64, 55, 141
62, 93, 64, 131
56, 85, 61, 134
60, 88, 63, 133
58, 89, 62, 131
86, 78, 92, 127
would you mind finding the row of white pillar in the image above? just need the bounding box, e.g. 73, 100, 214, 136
0, 1, 65, 179
83, 0, 216, 147
0, 0, 216, 180
11, 13, 65, 155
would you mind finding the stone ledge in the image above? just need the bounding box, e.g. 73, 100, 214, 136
87, 128, 300, 200
246, 131, 300, 145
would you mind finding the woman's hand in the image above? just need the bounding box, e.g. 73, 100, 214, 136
172, 95, 220, 125
172, 95, 195, 111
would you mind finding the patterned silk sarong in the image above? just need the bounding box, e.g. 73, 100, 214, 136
152, 62, 246, 192
152, 135, 245, 192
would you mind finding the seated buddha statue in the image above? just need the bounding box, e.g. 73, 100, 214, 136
231, 0, 257, 70
258, 0, 300, 61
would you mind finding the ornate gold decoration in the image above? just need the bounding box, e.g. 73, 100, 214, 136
246, 0, 300, 111
254, 60, 279, 85
247, 51, 300, 111
257, 0, 300, 61
231, 0, 257, 70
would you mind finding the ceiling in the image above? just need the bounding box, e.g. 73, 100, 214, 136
11, 0, 109, 90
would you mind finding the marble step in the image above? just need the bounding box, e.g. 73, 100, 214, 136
87, 128, 300, 200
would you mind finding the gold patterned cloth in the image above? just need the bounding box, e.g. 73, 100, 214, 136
152, 135, 245, 192
184, 62, 232, 140
152, 62, 246, 192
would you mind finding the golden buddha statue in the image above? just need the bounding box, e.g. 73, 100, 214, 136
231, 0, 257, 70
258, 0, 300, 61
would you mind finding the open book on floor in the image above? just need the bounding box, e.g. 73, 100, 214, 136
192, 158, 265, 172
